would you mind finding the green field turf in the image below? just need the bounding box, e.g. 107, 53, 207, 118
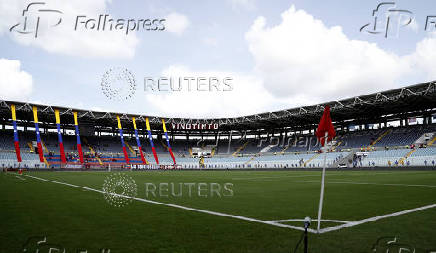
1, 170, 436, 253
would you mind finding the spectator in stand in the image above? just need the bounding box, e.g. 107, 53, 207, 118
424, 160, 427, 166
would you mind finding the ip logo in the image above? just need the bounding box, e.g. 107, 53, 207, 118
360, 2, 414, 38
10, 2, 63, 38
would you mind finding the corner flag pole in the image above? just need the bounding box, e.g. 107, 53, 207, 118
317, 131, 328, 232
314, 105, 335, 233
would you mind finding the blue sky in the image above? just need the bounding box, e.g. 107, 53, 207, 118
0, 0, 435, 118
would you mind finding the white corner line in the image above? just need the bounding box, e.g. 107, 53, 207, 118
270, 219, 351, 224
318, 203, 436, 233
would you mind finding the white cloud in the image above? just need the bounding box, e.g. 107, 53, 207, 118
245, 5, 415, 105
141, 6, 436, 117
408, 35, 436, 79
0, 59, 32, 100
1, 0, 139, 59
164, 12, 190, 35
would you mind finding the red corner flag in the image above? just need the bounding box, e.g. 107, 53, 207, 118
315, 105, 336, 146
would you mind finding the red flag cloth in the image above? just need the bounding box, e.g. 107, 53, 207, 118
315, 105, 336, 146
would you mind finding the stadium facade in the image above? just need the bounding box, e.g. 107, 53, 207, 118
0, 81, 435, 170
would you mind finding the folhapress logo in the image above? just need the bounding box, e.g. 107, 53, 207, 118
10, 2, 166, 38
9, 2, 63, 38
75, 15, 165, 35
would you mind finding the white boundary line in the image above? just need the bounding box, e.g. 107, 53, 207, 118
301, 180, 436, 188
270, 218, 350, 224
51, 180, 79, 188
23, 174, 436, 234
25, 175, 49, 182
231, 171, 435, 181
318, 203, 436, 233
231, 175, 321, 180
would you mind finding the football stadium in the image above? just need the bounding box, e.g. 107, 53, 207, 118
2, 1, 436, 253
1, 81, 436, 252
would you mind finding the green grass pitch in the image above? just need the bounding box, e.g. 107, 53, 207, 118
1, 170, 435, 253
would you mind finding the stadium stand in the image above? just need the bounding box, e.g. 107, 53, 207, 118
0, 81, 435, 169
1, 123, 435, 169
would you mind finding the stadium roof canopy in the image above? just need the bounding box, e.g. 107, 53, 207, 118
0, 81, 435, 133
